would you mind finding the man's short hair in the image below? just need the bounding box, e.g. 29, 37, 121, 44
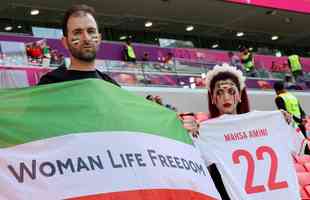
273, 81, 284, 91
62, 4, 96, 37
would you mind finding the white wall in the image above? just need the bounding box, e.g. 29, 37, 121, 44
125, 86, 310, 114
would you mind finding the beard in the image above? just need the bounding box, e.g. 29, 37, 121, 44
68, 42, 98, 62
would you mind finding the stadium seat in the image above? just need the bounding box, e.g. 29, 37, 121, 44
295, 163, 307, 172
304, 163, 310, 172
297, 172, 310, 187
257, 69, 270, 78
294, 155, 310, 164
305, 185, 310, 198
300, 187, 310, 200
271, 72, 286, 80
304, 73, 310, 81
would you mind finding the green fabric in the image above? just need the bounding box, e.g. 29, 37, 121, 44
288, 55, 301, 72
0, 79, 191, 148
43, 47, 49, 55
279, 92, 301, 125
127, 45, 136, 59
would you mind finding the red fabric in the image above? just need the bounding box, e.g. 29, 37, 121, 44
66, 189, 218, 200
30, 47, 43, 58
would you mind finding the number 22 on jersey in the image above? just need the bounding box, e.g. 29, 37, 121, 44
232, 145, 289, 194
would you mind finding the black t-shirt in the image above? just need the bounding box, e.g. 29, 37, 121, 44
38, 65, 119, 87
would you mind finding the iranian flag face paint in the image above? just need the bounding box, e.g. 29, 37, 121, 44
70, 32, 99, 46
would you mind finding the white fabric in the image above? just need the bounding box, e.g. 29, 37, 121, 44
195, 111, 301, 200
0, 70, 29, 88
0, 132, 221, 200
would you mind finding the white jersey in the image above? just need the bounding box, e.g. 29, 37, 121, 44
195, 111, 301, 200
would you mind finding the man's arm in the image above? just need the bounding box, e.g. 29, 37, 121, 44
287, 59, 292, 72
275, 96, 302, 123
299, 104, 306, 119
275, 96, 286, 110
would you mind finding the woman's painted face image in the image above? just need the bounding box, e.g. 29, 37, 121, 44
212, 79, 241, 115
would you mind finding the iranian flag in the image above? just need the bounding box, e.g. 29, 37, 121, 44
0, 79, 220, 200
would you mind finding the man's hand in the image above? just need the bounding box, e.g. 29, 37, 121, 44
302, 118, 308, 126
179, 113, 200, 138
280, 109, 293, 125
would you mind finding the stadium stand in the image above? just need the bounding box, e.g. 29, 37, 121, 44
1, 34, 310, 91
293, 154, 310, 199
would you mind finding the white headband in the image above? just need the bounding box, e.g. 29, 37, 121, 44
205, 63, 246, 91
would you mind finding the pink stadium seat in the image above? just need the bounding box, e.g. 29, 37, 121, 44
305, 185, 310, 198
293, 154, 299, 163
295, 163, 307, 172
297, 172, 310, 187
300, 187, 310, 200
294, 155, 310, 164
304, 163, 310, 172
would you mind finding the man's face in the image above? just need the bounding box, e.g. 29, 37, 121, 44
212, 79, 241, 115
63, 13, 101, 62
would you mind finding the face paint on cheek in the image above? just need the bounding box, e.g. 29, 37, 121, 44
233, 91, 241, 105
90, 34, 99, 43
211, 92, 217, 105
233, 94, 237, 106
71, 36, 81, 46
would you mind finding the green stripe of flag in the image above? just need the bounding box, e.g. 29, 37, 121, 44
0, 79, 192, 148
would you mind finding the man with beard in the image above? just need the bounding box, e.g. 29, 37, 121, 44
38, 4, 119, 86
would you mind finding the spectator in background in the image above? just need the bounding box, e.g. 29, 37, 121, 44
163, 52, 174, 64
30, 42, 43, 63
142, 52, 149, 62
163, 52, 174, 70
288, 54, 303, 82
273, 81, 307, 137
38, 4, 118, 86
41, 44, 51, 67
123, 38, 136, 62
284, 74, 303, 90
42, 45, 51, 59
284, 74, 294, 89
26, 43, 33, 58
58, 54, 65, 66
240, 47, 256, 77
50, 50, 59, 65
228, 51, 243, 71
